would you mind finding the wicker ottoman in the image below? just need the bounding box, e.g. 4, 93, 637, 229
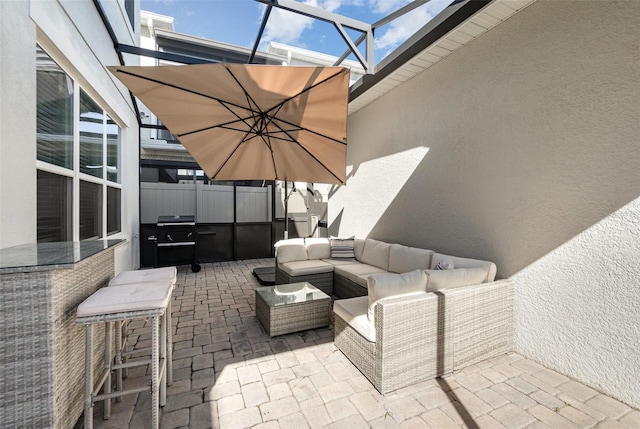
255, 282, 330, 337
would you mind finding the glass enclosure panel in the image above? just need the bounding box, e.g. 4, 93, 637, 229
79, 90, 104, 178
37, 170, 72, 242
106, 115, 120, 183
36, 45, 73, 169
79, 180, 102, 239
107, 186, 121, 235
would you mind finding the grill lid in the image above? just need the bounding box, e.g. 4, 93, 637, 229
157, 215, 195, 226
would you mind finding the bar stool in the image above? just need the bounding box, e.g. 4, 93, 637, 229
76, 281, 172, 429
108, 267, 177, 391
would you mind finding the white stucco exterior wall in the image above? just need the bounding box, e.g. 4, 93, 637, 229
1, 0, 141, 270
0, 1, 37, 247
336, 1, 639, 407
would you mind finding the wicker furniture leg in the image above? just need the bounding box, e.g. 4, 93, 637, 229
83, 324, 94, 429
151, 315, 160, 428
166, 300, 173, 385
103, 321, 112, 419
114, 321, 123, 402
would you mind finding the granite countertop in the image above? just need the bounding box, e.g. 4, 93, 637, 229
0, 239, 125, 273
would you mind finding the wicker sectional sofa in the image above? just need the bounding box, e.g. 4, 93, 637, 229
274, 237, 514, 394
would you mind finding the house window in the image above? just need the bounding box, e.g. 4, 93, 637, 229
36, 47, 73, 169
79, 90, 104, 178
36, 44, 122, 242
80, 180, 103, 240
107, 115, 120, 183
107, 187, 122, 235
37, 170, 72, 242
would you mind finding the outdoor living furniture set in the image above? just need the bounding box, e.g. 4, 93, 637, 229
274, 237, 514, 394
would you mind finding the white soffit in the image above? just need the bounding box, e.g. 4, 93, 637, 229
348, 0, 537, 115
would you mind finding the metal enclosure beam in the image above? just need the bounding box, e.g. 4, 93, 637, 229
254, 0, 375, 73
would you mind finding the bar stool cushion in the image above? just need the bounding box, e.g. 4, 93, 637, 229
109, 267, 177, 287
78, 282, 172, 318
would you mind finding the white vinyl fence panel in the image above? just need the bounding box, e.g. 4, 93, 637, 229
199, 184, 234, 223
141, 183, 273, 224
140, 183, 197, 224
236, 187, 270, 223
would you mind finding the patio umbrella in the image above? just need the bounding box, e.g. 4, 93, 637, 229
107, 63, 349, 185
109, 63, 349, 281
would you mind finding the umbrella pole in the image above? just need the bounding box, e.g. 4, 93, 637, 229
284, 181, 289, 240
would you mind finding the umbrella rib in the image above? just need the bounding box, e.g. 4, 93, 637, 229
265, 68, 346, 115
177, 114, 264, 138
113, 68, 258, 121
271, 116, 346, 145
262, 133, 280, 180
209, 132, 261, 180
225, 66, 265, 114
265, 108, 344, 184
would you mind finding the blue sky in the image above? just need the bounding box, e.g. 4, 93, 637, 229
140, 0, 452, 63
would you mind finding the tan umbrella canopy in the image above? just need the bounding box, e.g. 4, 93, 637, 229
108, 63, 349, 185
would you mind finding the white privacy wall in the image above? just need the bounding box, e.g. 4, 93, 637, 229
335, 2, 640, 407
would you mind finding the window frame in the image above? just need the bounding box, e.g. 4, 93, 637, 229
36, 44, 123, 242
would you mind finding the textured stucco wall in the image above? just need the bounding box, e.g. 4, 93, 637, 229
0, 1, 37, 247
335, 1, 639, 407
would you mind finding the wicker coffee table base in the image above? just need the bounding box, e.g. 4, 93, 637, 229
255, 287, 330, 337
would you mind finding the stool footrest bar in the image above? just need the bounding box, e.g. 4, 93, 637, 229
113, 358, 152, 370
94, 385, 149, 401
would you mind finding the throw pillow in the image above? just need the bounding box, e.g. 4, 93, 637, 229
435, 258, 454, 270
367, 270, 428, 321
330, 236, 356, 259
274, 238, 308, 263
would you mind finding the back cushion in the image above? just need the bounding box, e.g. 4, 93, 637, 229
425, 268, 487, 291
367, 270, 429, 321
305, 238, 331, 260
388, 244, 433, 274
430, 253, 497, 282
361, 239, 392, 270
275, 238, 307, 263
354, 238, 365, 261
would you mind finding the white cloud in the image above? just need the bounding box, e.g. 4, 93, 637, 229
374, 0, 450, 57
261, 0, 349, 46
263, 8, 315, 45
369, 0, 409, 14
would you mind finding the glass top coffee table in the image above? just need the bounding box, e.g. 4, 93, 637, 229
255, 282, 330, 337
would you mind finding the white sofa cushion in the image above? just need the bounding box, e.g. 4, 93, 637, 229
278, 260, 334, 276
354, 238, 365, 261
361, 239, 392, 270
367, 270, 429, 321
388, 244, 433, 274
425, 268, 488, 291
305, 238, 331, 260
275, 238, 307, 263
334, 263, 387, 286
322, 258, 360, 267
333, 296, 376, 342
430, 253, 497, 282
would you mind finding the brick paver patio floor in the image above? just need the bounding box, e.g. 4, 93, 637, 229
91, 259, 639, 428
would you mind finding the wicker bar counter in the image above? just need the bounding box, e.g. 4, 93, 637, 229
0, 239, 124, 429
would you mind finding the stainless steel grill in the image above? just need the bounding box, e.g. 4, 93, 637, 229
156, 215, 200, 272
